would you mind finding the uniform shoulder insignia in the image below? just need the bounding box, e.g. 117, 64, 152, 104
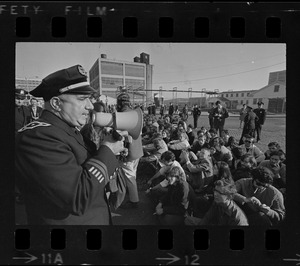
18, 121, 51, 132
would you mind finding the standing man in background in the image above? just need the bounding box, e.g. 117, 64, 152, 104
15, 89, 30, 132
253, 102, 267, 143
117, 92, 144, 209
28, 97, 43, 122
168, 102, 174, 118
192, 104, 201, 129
239, 106, 258, 145
212, 101, 229, 136
208, 103, 215, 130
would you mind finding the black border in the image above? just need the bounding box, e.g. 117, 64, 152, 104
1, 1, 299, 265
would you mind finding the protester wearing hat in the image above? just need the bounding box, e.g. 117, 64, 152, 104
15, 65, 127, 225
253, 101, 267, 143
116, 91, 144, 209
185, 177, 248, 226
238, 105, 259, 145
15, 88, 30, 132
211, 101, 229, 136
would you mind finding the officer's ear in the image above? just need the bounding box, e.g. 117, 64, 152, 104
50, 97, 62, 111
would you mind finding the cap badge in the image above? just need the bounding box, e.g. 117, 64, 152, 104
78, 65, 87, 76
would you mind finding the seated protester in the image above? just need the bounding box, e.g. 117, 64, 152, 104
181, 148, 214, 193
239, 134, 265, 164
162, 115, 172, 132
278, 149, 286, 165
185, 178, 248, 226
167, 130, 190, 161
142, 122, 160, 145
154, 166, 190, 225
226, 136, 238, 150
232, 154, 257, 181
230, 145, 246, 171
178, 120, 187, 132
161, 129, 170, 144
147, 151, 186, 190
259, 150, 286, 192
141, 134, 168, 164
142, 117, 154, 138
190, 132, 210, 155
208, 128, 218, 146
220, 129, 230, 147
186, 124, 196, 146
233, 167, 285, 226
211, 137, 233, 166
264, 141, 281, 160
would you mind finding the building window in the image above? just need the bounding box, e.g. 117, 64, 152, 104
101, 77, 123, 88
241, 100, 243, 104
231, 94, 233, 97
241, 93, 244, 97
101, 61, 123, 75
274, 85, 279, 92
226, 94, 228, 97
247, 93, 250, 96
236, 93, 239, 97
253, 98, 257, 104
125, 64, 145, 77
246, 100, 249, 104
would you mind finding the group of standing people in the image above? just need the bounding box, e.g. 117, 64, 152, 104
15, 92, 43, 132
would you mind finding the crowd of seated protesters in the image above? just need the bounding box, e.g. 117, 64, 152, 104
138, 113, 285, 226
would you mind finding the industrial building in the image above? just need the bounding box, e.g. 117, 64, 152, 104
89, 53, 153, 104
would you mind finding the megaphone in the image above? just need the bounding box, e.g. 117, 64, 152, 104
92, 107, 143, 140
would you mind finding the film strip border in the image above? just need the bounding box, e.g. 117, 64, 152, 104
15, 16, 282, 39
12, 227, 282, 265
0, 2, 296, 41
1, 1, 300, 265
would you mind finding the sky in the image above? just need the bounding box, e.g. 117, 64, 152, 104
16, 42, 286, 99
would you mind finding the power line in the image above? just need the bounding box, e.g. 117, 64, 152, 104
153, 62, 286, 84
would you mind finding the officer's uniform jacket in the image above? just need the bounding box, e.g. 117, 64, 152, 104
15, 110, 119, 225
253, 108, 266, 125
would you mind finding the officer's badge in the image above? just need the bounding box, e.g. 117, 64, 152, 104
78, 65, 87, 76
18, 121, 51, 132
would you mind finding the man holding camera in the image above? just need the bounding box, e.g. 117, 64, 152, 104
15, 65, 126, 225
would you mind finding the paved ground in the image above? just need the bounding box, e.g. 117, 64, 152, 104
15, 113, 285, 225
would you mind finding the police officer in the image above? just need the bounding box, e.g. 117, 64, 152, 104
15, 65, 126, 225
253, 102, 267, 143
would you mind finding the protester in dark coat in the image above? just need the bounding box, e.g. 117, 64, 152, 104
239, 106, 258, 145
253, 102, 267, 142
211, 101, 229, 136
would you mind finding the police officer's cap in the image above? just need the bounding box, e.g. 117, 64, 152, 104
246, 105, 252, 110
15, 88, 26, 99
257, 101, 264, 105
31, 65, 97, 101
